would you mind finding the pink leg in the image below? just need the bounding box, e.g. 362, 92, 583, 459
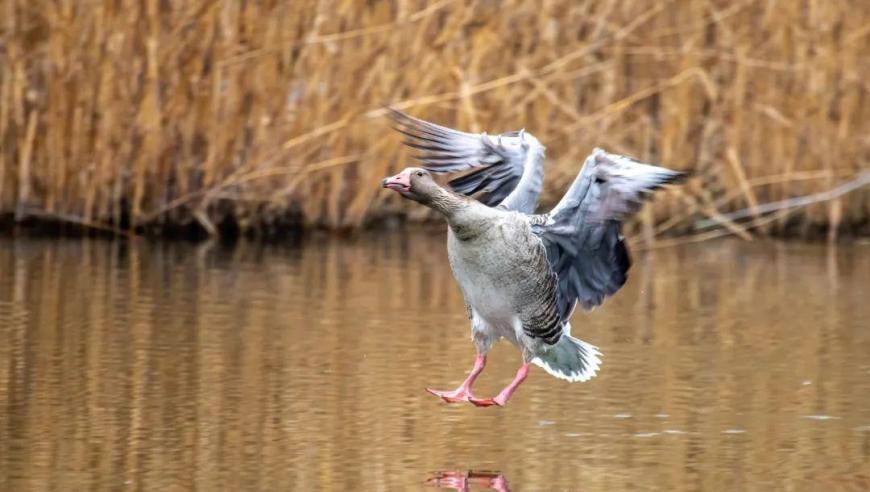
427, 354, 486, 403
425, 471, 469, 491
469, 363, 530, 408
425, 471, 511, 492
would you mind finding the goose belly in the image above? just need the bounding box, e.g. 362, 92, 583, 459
454, 267, 516, 321
447, 233, 527, 325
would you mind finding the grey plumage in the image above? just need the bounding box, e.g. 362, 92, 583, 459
389, 109, 545, 214
385, 114, 684, 385
529, 148, 686, 319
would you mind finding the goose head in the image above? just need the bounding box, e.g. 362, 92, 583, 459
382, 167, 440, 204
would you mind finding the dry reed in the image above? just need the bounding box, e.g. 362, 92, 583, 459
1, 0, 868, 238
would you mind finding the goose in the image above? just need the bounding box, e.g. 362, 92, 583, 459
383, 110, 685, 407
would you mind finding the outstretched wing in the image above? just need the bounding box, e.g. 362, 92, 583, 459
530, 148, 686, 320
389, 109, 546, 213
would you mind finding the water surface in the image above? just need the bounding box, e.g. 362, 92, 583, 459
0, 234, 868, 491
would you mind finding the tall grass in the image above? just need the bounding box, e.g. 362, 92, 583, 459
1, 0, 868, 237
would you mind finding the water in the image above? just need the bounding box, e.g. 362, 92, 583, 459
0, 234, 868, 491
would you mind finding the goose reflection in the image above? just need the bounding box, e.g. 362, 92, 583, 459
426, 471, 511, 492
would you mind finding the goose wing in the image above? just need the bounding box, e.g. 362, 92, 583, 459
530, 148, 686, 320
389, 109, 545, 213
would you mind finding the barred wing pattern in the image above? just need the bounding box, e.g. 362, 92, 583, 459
530, 148, 686, 320
389, 109, 545, 213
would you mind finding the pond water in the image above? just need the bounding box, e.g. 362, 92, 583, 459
0, 233, 868, 491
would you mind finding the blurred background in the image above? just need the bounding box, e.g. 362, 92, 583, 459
1, 0, 868, 237
1, 2, 870, 491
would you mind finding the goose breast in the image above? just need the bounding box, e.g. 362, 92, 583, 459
447, 214, 544, 326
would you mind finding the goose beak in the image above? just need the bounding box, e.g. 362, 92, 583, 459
382, 172, 411, 192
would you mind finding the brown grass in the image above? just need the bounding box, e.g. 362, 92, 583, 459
1, 0, 868, 238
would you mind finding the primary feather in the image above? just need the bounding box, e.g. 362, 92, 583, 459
530, 148, 687, 319
389, 109, 546, 213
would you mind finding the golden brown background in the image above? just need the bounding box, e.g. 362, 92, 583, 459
1, 0, 868, 234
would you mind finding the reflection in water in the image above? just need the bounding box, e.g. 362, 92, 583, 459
0, 234, 869, 491
426, 470, 510, 491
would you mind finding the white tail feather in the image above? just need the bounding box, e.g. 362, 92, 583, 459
531, 324, 602, 382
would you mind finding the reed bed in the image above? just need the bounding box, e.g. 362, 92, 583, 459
1, 0, 868, 238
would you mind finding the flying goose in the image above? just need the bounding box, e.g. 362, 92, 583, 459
383, 110, 685, 407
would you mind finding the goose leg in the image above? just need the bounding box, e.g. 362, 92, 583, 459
426, 354, 486, 403
468, 363, 529, 407
425, 471, 511, 492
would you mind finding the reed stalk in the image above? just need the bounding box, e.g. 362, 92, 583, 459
1, 0, 868, 237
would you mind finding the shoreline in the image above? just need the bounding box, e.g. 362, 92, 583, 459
2, 212, 868, 243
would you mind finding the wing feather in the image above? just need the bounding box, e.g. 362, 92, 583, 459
389, 109, 546, 213
531, 148, 686, 319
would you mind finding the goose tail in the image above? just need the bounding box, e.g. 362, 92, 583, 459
531, 324, 602, 382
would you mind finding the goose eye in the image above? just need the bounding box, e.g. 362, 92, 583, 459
416, 171, 424, 177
